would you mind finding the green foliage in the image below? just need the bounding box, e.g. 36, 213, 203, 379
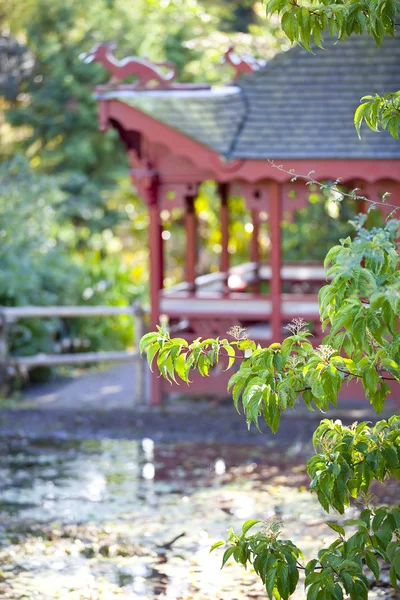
303, 504, 400, 600
264, 0, 400, 138
211, 520, 303, 600
142, 216, 400, 597
142, 220, 400, 425
355, 92, 400, 140
282, 191, 356, 262
3, 0, 282, 172
0, 0, 291, 375
210, 507, 400, 599
0, 157, 141, 364
309, 417, 400, 513
266, 0, 398, 49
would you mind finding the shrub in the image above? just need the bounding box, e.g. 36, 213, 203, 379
141, 215, 400, 599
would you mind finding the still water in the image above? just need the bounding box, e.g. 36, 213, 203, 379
0, 438, 397, 599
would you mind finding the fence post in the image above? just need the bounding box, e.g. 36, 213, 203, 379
0, 312, 9, 396
133, 302, 147, 405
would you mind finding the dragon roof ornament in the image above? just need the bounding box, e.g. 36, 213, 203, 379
223, 46, 266, 80
80, 42, 211, 91
79, 42, 178, 89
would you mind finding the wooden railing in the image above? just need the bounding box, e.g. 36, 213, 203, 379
0, 304, 148, 402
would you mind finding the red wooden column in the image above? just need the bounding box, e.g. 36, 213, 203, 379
218, 183, 230, 292
268, 181, 282, 340
185, 194, 197, 292
158, 224, 164, 291
147, 179, 163, 405
251, 209, 260, 293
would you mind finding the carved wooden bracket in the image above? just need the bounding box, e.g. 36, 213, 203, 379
223, 46, 266, 81
128, 150, 158, 202
159, 183, 199, 209
231, 182, 268, 212
80, 42, 177, 88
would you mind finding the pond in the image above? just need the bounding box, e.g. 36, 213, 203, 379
0, 437, 398, 599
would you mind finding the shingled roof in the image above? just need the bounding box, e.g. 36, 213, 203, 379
97, 87, 246, 157
235, 35, 400, 159
98, 34, 400, 160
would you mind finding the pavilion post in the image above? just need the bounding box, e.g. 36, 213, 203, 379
185, 194, 197, 293
269, 181, 282, 340
218, 183, 230, 292
251, 209, 260, 293
159, 221, 164, 290
147, 180, 163, 405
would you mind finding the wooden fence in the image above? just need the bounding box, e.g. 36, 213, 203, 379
0, 304, 148, 402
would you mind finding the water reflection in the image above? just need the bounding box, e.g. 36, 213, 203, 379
0, 437, 398, 599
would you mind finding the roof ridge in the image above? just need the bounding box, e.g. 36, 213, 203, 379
237, 32, 395, 85
226, 87, 249, 160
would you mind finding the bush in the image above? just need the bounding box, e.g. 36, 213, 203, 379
141, 214, 400, 599
0, 156, 142, 379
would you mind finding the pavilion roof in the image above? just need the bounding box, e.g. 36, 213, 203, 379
97, 35, 400, 161
236, 35, 400, 160
97, 87, 246, 157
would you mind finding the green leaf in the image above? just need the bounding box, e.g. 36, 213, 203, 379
221, 546, 235, 568
139, 332, 159, 354
387, 116, 400, 139
175, 352, 189, 383
326, 522, 345, 537
266, 565, 278, 599
393, 550, 400, 578
365, 550, 380, 581
146, 342, 160, 371
354, 101, 370, 138
307, 581, 321, 600
223, 342, 236, 370
263, 389, 281, 433
281, 9, 298, 42
210, 541, 225, 552
242, 519, 261, 535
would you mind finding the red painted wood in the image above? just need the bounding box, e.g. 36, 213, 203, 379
185, 196, 197, 292
98, 97, 400, 406
105, 101, 400, 184
251, 209, 260, 263
224, 46, 265, 80
160, 182, 199, 210
147, 184, 164, 406
159, 222, 164, 289
149, 202, 162, 330
231, 182, 269, 212
251, 209, 260, 294
219, 183, 230, 293
269, 181, 282, 340
106, 100, 222, 175
226, 160, 400, 185
82, 43, 178, 87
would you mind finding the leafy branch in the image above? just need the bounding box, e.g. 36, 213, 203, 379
210, 508, 400, 600
355, 92, 400, 140
309, 417, 400, 513
140, 209, 400, 598
141, 218, 400, 425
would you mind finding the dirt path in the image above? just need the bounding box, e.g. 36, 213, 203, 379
22, 362, 139, 410
0, 361, 396, 444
